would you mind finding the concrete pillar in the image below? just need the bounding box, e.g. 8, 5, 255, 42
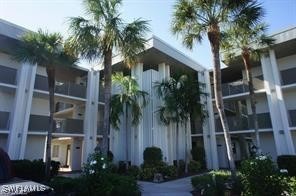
71, 137, 83, 171
261, 50, 295, 155
131, 63, 144, 165
158, 63, 170, 162
198, 71, 219, 169
7, 63, 36, 160
83, 69, 100, 163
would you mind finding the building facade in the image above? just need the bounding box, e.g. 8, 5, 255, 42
201, 27, 296, 168
1, 18, 295, 171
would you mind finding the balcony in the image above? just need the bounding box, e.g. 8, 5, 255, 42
212, 78, 264, 97
28, 115, 84, 134
34, 75, 87, 99
0, 111, 10, 130
0, 65, 17, 85
281, 67, 296, 86
288, 110, 296, 127
215, 112, 272, 132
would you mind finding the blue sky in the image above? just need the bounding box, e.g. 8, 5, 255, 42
0, 0, 295, 68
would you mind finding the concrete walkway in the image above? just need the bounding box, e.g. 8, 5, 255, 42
138, 175, 200, 196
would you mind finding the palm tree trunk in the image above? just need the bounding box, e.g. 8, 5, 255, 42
176, 122, 179, 169
102, 49, 113, 156
45, 68, 55, 180
208, 25, 236, 179
125, 104, 129, 170
242, 50, 261, 154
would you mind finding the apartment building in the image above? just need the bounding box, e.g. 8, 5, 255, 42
0, 19, 212, 170
1, 18, 294, 171
199, 27, 296, 168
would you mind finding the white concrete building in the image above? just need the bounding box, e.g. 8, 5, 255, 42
200, 27, 296, 168
1, 18, 295, 171
0, 19, 212, 171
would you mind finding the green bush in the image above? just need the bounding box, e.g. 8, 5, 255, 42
160, 165, 178, 179
188, 160, 201, 173
288, 177, 296, 195
191, 146, 206, 168
127, 165, 140, 179
143, 147, 162, 166
140, 167, 157, 181
81, 153, 140, 196
277, 155, 296, 176
240, 155, 289, 196
48, 176, 83, 195
11, 159, 60, 182
191, 170, 241, 196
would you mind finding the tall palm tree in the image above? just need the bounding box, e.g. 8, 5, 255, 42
13, 30, 77, 179
155, 74, 205, 171
222, 23, 274, 154
110, 72, 148, 168
171, 0, 263, 177
68, 0, 149, 156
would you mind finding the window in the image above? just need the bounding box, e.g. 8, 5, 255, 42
52, 145, 59, 158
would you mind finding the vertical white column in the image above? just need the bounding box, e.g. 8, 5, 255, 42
198, 71, 219, 169
7, 63, 36, 160
261, 51, 295, 155
71, 137, 83, 171
158, 63, 170, 162
83, 69, 100, 163
131, 63, 144, 165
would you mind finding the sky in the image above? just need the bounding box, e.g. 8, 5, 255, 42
0, 0, 295, 68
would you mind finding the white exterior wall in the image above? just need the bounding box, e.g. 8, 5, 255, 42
277, 54, 296, 71
24, 135, 46, 161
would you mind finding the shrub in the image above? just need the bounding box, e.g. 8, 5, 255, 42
127, 165, 140, 179
288, 177, 296, 195
191, 170, 241, 196
277, 155, 296, 176
191, 146, 206, 168
11, 159, 60, 182
81, 153, 140, 196
188, 160, 201, 173
140, 167, 157, 181
240, 155, 289, 196
160, 165, 177, 179
48, 176, 83, 195
143, 147, 162, 166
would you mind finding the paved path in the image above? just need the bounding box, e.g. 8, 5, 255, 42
138, 174, 201, 196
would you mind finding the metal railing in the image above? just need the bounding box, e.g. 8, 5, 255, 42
0, 111, 10, 130
288, 110, 296, 127
281, 68, 296, 86
34, 75, 87, 99
212, 78, 264, 97
28, 115, 84, 134
0, 65, 17, 85
215, 112, 272, 132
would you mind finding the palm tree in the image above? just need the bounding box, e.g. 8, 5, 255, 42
110, 72, 148, 168
155, 74, 205, 171
222, 23, 274, 154
67, 0, 149, 156
171, 0, 263, 177
13, 30, 76, 179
